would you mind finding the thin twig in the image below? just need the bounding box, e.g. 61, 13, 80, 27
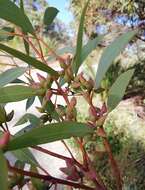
8, 164, 95, 190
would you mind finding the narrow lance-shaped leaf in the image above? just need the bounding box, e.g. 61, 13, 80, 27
0, 85, 43, 103
0, 43, 58, 76
107, 69, 134, 111
73, 0, 90, 74
20, 0, 24, 11
20, 0, 30, 55
6, 122, 93, 151
0, 67, 27, 87
81, 35, 104, 63
31, 166, 45, 190
47, 46, 75, 62
0, 0, 34, 34
0, 105, 7, 124
14, 124, 37, 136
0, 27, 15, 42
43, 7, 59, 26
14, 113, 41, 127
0, 150, 8, 190
26, 96, 35, 110
11, 148, 39, 167
23, 37, 30, 55
11, 78, 25, 84
95, 31, 136, 88
0, 131, 39, 167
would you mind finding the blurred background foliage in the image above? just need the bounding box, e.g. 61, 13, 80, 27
0, 0, 71, 50
70, 0, 145, 101
70, 0, 145, 38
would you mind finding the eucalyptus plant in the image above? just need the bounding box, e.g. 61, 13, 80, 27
0, 0, 137, 189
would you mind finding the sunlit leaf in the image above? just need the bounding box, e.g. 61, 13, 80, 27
0, 43, 58, 76
0, 67, 26, 87
95, 31, 136, 88
73, 0, 90, 74
107, 69, 134, 111
81, 35, 103, 63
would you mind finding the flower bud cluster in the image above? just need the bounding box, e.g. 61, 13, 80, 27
66, 97, 77, 121
88, 103, 107, 124
59, 55, 74, 83
71, 72, 94, 92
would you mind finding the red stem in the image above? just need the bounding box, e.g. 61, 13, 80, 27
32, 146, 72, 161
8, 164, 95, 190
75, 138, 88, 168
55, 80, 70, 106
32, 146, 84, 171
101, 128, 122, 190
61, 140, 75, 160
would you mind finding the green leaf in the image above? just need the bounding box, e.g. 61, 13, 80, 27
0, 85, 42, 103
31, 166, 45, 190
15, 124, 36, 136
95, 31, 136, 88
0, 67, 26, 87
6, 122, 92, 151
0, 43, 58, 76
26, 96, 35, 110
57, 46, 75, 55
73, 0, 90, 74
43, 7, 59, 25
20, 0, 24, 11
0, 150, 8, 190
15, 113, 41, 127
0, 0, 34, 34
11, 148, 39, 167
15, 160, 25, 168
45, 101, 60, 121
47, 46, 75, 62
81, 35, 103, 63
0, 105, 6, 124
23, 38, 30, 55
11, 78, 25, 84
6, 110, 14, 122
9, 160, 24, 188
0, 27, 15, 41
107, 69, 134, 111
19, 0, 30, 55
